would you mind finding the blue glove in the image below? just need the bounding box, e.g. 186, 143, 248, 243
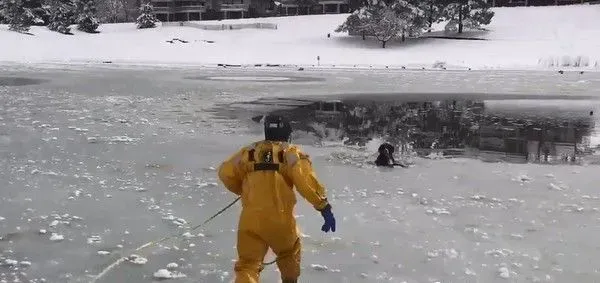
319, 204, 336, 233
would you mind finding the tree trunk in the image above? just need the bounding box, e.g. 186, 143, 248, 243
123, 5, 129, 22
427, 2, 434, 32
382, 40, 386, 48
458, 4, 463, 34
401, 32, 405, 42
362, 32, 365, 40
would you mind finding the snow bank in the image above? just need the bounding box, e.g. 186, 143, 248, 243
1, 4, 599, 70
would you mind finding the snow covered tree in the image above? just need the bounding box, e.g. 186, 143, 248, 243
337, 0, 434, 46
347, 0, 368, 12
0, 1, 8, 23
48, 3, 74, 34
368, 3, 404, 48
47, 0, 75, 34
136, 3, 157, 29
1, 0, 35, 33
335, 7, 371, 40
417, 0, 444, 32
441, 0, 494, 34
75, 0, 99, 33
23, 0, 48, 25
391, 0, 426, 41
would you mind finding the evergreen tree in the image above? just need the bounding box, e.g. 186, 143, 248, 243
0, 1, 7, 23
1, 0, 35, 33
441, 0, 493, 34
136, 3, 158, 29
47, 0, 75, 34
75, 0, 99, 33
417, 0, 445, 32
22, 0, 47, 25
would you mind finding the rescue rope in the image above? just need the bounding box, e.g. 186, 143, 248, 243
91, 196, 276, 283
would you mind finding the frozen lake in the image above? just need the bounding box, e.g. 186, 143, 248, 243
2, 65, 600, 283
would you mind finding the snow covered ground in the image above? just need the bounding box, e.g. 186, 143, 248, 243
2, 67, 600, 282
1, 4, 600, 70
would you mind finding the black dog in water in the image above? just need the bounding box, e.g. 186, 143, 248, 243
375, 143, 407, 168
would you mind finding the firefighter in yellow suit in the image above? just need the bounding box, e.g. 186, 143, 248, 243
218, 115, 336, 283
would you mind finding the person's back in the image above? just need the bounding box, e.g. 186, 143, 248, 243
218, 115, 336, 283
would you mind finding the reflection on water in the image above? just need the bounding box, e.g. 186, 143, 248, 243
227, 97, 600, 164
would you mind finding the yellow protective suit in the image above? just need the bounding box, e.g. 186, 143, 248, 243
218, 141, 329, 283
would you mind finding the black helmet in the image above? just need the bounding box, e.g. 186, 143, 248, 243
264, 115, 292, 142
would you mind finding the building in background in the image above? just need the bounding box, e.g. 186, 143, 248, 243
490, 0, 595, 6
151, 0, 207, 21
275, 0, 348, 15
150, 0, 349, 21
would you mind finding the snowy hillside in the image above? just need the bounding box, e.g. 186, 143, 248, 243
1, 4, 600, 69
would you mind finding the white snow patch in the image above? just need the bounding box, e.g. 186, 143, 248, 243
426, 207, 451, 215
510, 233, 524, 240
513, 174, 533, 183
97, 251, 110, 256
109, 136, 138, 143
153, 269, 187, 279
182, 232, 195, 238
197, 182, 218, 189
166, 262, 179, 270
548, 183, 563, 191
3, 259, 18, 266
498, 267, 511, 279
87, 236, 102, 244
127, 254, 148, 265
49, 233, 64, 242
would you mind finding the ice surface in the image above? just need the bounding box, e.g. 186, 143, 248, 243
0, 67, 599, 283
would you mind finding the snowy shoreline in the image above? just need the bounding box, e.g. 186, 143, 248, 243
2, 5, 600, 72
2, 60, 599, 73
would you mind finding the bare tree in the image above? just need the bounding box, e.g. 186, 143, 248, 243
98, 0, 125, 22
369, 6, 403, 48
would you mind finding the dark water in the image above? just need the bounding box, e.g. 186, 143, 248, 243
216, 95, 600, 164
0, 77, 49, 86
